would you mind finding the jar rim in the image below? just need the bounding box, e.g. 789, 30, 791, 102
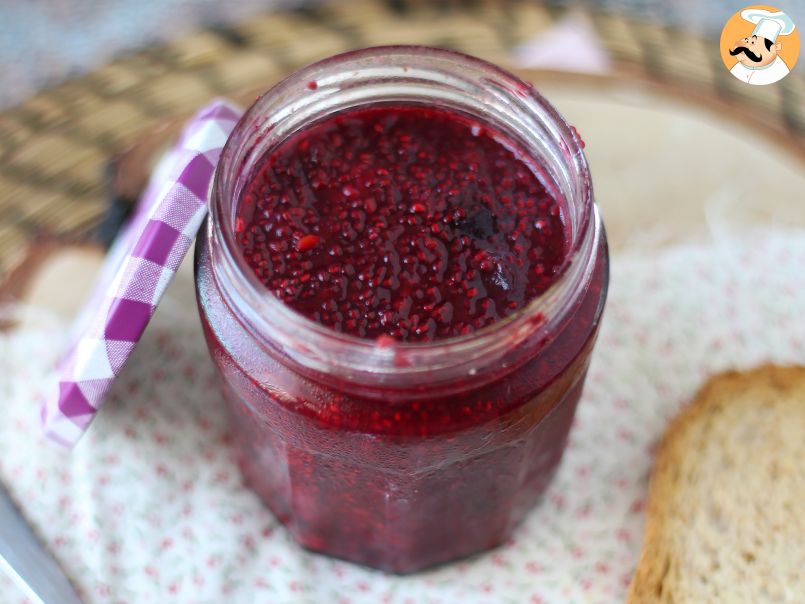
208, 45, 599, 381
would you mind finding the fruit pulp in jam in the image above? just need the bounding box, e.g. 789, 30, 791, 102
235, 104, 568, 342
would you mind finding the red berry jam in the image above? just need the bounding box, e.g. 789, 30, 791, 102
195, 47, 608, 574
235, 105, 568, 341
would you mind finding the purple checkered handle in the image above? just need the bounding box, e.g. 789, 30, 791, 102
42, 100, 243, 448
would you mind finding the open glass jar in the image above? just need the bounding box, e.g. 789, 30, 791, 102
195, 46, 608, 573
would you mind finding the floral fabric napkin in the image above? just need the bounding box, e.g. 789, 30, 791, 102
1, 230, 804, 604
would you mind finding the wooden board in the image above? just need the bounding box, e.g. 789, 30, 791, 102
1, 0, 804, 322
10, 71, 805, 325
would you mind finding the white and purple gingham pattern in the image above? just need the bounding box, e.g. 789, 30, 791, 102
42, 99, 243, 448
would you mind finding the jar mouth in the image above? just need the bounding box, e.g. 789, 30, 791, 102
209, 45, 598, 382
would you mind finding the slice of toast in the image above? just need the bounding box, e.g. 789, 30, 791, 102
628, 365, 805, 603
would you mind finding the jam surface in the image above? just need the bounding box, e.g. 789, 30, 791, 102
236, 104, 568, 341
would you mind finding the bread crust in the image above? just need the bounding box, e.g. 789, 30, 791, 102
626, 365, 805, 604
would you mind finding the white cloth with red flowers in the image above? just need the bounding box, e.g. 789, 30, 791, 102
2, 229, 805, 604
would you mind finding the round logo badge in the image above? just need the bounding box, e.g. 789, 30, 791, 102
720, 5, 799, 86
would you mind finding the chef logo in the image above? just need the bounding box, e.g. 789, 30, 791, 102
720, 5, 799, 86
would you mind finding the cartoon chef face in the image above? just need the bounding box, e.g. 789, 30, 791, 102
730, 34, 781, 68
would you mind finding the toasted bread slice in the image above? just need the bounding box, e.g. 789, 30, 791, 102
628, 365, 805, 603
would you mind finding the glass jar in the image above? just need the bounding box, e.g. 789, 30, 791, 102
195, 46, 608, 573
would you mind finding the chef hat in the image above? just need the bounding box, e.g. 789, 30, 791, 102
741, 9, 796, 43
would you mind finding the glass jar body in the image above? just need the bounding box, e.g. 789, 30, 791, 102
196, 232, 606, 572
194, 46, 609, 573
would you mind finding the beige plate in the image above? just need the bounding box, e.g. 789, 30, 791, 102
529, 73, 805, 251
10, 73, 805, 324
